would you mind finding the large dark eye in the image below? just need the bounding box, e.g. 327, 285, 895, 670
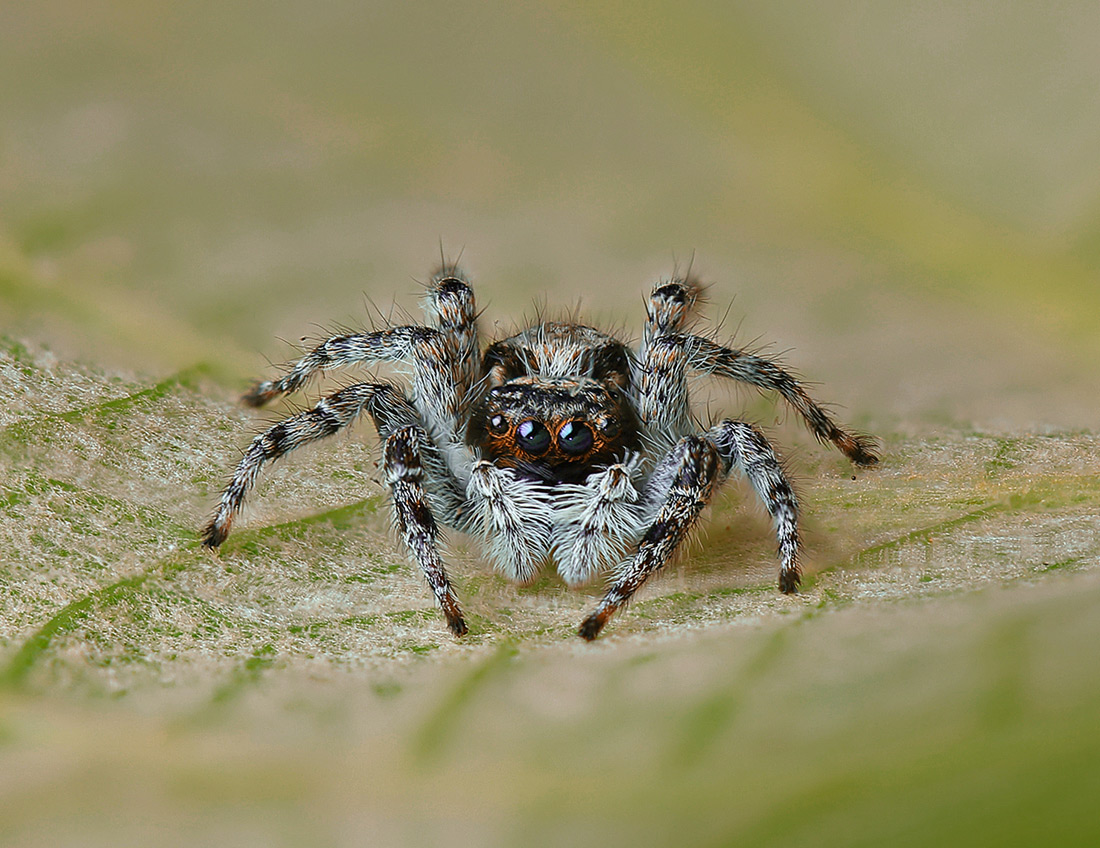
557, 420, 594, 455
516, 420, 551, 454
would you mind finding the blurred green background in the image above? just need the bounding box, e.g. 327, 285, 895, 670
2, 2, 1099, 846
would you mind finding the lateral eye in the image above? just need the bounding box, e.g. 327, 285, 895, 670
557, 421, 594, 455
487, 413, 508, 434
516, 420, 551, 454
596, 416, 620, 438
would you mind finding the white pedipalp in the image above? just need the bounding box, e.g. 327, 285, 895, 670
550, 458, 649, 587
465, 461, 553, 583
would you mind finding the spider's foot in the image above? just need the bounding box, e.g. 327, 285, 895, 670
842, 433, 881, 468
200, 518, 229, 549
439, 595, 468, 637
241, 381, 280, 408
578, 608, 612, 641
778, 569, 801, 594
446, 613, 468, 637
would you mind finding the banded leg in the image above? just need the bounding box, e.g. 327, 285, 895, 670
421, 267, 480, 408
385, 426, 466, 636
465, 461, 553, 583
637, 333, 695, 445
243, 327, 461, 446
551, 462, 645, 587
643, 276, 704, 344
202, 382, 412, 548
643, 333, 879, 466
707, 419, 801, 593
578, 436, 719, 640
635, 276, 705, 436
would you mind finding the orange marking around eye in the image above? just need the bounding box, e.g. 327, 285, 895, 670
482, 418, 618, 469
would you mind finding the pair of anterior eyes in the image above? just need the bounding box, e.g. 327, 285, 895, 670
489, 415, 594, 455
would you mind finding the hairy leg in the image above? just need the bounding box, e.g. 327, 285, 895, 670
707, 419, 801, 593
636, 330, 693, 440
643, 276, 704, 344
634, 276, 706, 439
242, 326, 433, 404
241, 325, 465, 452
202, 382, 414, 548
421, 267, 481, 409
385, 426, 466, 636
645, 333, 879, 466
578, 436, 719, 640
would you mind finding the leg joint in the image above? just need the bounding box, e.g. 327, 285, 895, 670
384, 426, 426, 484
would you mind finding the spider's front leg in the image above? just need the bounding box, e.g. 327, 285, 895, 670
385, 426, 467, 636
578, 436, 719, 641
643, 275, 703, 343
420, 267, 480, 408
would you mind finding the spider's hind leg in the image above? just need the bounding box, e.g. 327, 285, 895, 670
578, 435, 720, 640
707, 419, 801, 593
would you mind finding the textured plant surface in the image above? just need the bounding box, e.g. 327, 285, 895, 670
3, 2, 1100, 846
3, 331, 1099, 847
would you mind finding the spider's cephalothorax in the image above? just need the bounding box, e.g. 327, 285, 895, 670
202, 265, 878, 640
469, 323, 642, 484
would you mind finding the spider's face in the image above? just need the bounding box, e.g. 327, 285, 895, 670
468, 376, 641, 484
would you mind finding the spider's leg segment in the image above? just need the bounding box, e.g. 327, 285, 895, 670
421, 268, 480, 409
202, 382, 413, 548
578, 436, 719, 640
637, 329, 693, 441
707, 419, 801, 593
385, 425, 466, 636
635, 276, 707, 438
465, 461, 553, 583
643, 333, 879, 466
243, 327, 464, 439
552, 462, 645, 587
644, 276, 703, 344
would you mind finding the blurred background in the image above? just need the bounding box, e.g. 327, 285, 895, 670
2, 2, 1100, 846
3, 0, 1099, 429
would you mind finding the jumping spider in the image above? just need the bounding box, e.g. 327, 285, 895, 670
202, 265, 878, 640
